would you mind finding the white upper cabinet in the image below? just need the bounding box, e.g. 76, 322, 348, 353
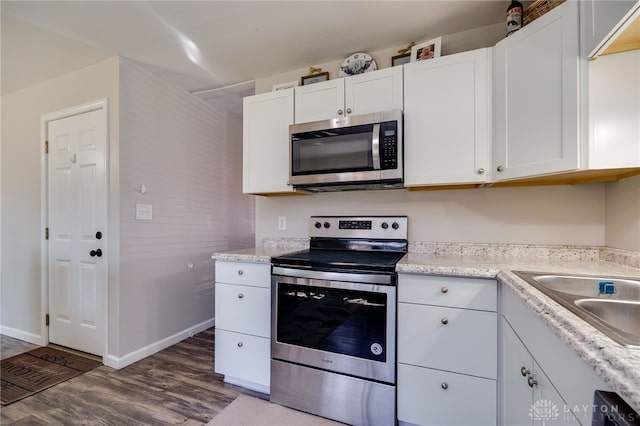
242, 89, 295, 194
404, 48, 492, 187
588, 49, 640, 169
581, 0, 639, 58
494, 1, 580, 181
294, 67, 403, 123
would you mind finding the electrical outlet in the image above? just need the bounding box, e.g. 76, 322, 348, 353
278, 216, 286, 230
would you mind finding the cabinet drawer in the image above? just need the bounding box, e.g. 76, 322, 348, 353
214, 329, 270, 389
398, 303, 497, 379
399, 274, 496, 311
398, 363, 496, 426
215, 261, 270, 287
215, 283, 270, 337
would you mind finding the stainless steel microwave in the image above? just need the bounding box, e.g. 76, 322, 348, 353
289, 110, 403, 192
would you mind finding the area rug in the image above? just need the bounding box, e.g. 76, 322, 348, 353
207, 394, 345, 426
1, 346, 101, 405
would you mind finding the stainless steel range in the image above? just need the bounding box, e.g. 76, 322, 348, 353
270, 216, 407, 426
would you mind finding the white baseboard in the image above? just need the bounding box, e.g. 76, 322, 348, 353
224, 376, 270, 395
0, 325, 42, 346
103, 318, 215, 370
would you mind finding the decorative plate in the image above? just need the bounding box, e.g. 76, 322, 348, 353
339, 52, 378, 77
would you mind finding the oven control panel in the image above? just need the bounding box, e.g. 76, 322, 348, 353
309, 216, 407, 239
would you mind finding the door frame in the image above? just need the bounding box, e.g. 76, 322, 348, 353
40, 98, 109, 359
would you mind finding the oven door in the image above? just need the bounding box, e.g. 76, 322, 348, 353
271, 267, 396, 384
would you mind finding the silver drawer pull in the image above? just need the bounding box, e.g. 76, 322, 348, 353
441, 382, 448, 390
440, 287, 448, 294
237, 270, 244, 275
528, 376, 537, 388
520, 366, 530, 377
441, 318, 449, 325
237, 342, 243, 348
238, 293, 244, 299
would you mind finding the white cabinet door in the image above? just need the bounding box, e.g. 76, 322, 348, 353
294, 79, 345, 123
404, 48, 491, 186
588, 50, 640, 169
214, 329, 270, 390
398, 303, 497, 379
494, 1, 580, 181
502, 318, 580, 426
502, 317, 535, 426
581, 0, 639, 58
242, 89, 294, 194
398, 364, 497, 426
532, 359, 581, 426
215, 283, 270, 337
344, 66, 403, 117
294, 67, 403, 124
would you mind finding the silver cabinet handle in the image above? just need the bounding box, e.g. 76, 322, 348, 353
441, 382, 448, 390
441, 318, 449, 325
497, 165, 504, 172
237, 269, 243, 275
477, 168, 485, 174
237, 342, 243, 348
520, 367, 530, 377
528, 376, 537, 388
337, 109, 344, 115
346, 107, 352, 114
440, 287, 448, 294
238, 293, 244, 299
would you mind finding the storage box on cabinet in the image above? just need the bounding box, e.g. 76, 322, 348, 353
397, 274, 498, 425
398, 364, 497, 426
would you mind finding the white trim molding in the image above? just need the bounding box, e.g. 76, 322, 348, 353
0, 325, 42, 346
103, 318, 215, 370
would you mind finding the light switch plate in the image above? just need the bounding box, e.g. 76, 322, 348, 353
136, 203, 153, 220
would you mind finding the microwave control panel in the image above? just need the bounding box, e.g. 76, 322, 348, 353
380, 121, 398, 170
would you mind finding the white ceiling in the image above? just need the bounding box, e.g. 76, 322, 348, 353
1, 1, 509, 113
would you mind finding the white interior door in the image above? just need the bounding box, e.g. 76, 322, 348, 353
47, 108, 106, 356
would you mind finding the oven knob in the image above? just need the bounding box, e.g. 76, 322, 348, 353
315, 221, 322, 229
392, 222, 400, 230
381, 222, 388, 229
323, 222, 330, 229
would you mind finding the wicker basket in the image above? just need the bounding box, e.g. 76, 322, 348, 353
523, 0, 566, 26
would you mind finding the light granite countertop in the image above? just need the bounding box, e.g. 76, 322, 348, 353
212, 243, 640, 412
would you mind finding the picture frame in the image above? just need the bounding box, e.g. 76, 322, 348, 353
272, 80, 299, 92
410, 37, 442, 62
391, 53, 411, 67
300, 71, 329, 86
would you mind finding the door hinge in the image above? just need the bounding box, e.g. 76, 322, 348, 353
45, 227, 49, 240
45, 140, 49, 154
45, 314, 50, 327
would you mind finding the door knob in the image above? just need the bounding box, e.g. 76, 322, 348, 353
96, 231, 102, 240
90, 249, 102, 257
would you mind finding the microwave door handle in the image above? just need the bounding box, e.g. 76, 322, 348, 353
371, 123, 381, 170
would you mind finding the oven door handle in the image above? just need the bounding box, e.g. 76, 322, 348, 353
272, 266, 394, 285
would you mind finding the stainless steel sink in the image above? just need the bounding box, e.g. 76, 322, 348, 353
528, 274, 640, 300
514, 271, 640, 348
575, 299, 640, 338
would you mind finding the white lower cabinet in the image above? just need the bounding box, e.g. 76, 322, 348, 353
502, 318, 580, 426
214, 261, 271, 393
500, 284, 613, 425
398, 274, 497, 426
398, 364, 496, 426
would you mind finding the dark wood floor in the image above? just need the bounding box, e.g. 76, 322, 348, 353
1, 328, 262, 425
